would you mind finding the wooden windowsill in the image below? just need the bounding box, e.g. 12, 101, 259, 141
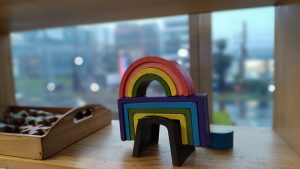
0, 120, 299, 169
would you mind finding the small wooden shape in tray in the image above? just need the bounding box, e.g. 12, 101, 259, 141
0, 104, 112, 159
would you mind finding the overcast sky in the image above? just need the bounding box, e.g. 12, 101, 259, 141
212, 7, 275, 52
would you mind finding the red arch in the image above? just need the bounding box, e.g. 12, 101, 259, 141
119, 56, 195, 98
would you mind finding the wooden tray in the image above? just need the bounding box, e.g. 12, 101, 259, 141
0, 104, 112, 159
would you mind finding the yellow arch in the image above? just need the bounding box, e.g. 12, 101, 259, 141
126, 68, 177, 97
133, 113, 188, 144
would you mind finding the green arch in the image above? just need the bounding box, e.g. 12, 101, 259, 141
131, 74, 171, 97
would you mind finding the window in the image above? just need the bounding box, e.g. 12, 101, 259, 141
10, 15, 189, 118
11, 7, 274, 125
211, 7, 274, 126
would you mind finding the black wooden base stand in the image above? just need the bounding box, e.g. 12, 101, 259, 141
132, 116, 195, 167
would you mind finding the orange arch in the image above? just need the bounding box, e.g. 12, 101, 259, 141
124, 63, 184, 97
119, 56, 195, 98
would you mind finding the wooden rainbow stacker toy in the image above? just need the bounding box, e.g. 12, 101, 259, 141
118, 56, 233, 166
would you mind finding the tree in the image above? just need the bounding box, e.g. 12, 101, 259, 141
212, 39, 232, 111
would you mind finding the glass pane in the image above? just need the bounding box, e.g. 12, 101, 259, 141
10, 15, 189, 118
212, 7, 274, 126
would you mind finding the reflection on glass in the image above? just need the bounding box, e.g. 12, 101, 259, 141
212, 7, 274, 126
10, 15, 189, 118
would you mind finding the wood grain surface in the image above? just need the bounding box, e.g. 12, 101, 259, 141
0, 34, 15, 106
0, 121, 299, 169
274, 1, 300, 155
0, 0, 277, 32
